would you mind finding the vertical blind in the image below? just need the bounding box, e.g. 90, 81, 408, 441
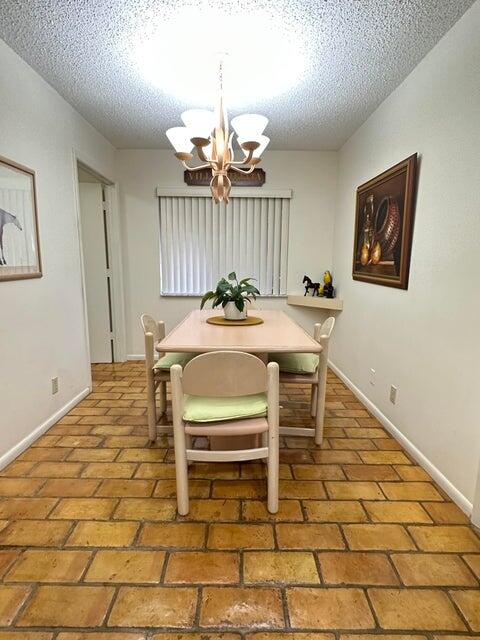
159, 195, 290, 296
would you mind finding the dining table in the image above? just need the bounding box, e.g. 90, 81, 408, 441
156, 308, 323, 440
158, 308, 321, 355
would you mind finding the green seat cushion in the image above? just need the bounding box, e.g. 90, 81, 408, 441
269, 352, 319, 374
154, 352, 195, 370
183, 393, 268, 423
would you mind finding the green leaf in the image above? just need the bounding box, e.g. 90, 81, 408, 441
235, 297, 245, 312
228, 271, 237, 281
243, 284, 260, 295
216, 278, 231, 296
200, 291, 215, 309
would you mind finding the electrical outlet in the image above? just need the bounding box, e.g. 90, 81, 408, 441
51, 377, 59, 395
389, 384, 397, 404
369, 368, 376, 386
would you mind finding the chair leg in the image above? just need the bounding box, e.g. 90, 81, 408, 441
315, 377, 327, 446
267, 421, 279, 513
261, 431, 268, 464
146, 370, 157, 444
310, 384, 318, 418
158, 380, 166, 417
185, 434, 194, 465
173, 420, 189, 515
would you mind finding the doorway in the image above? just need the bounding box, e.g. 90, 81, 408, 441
77, 164, 115, 363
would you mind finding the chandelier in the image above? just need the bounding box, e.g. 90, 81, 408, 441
166, 64, 269, 203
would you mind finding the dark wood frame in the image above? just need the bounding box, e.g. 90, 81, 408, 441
0, 154, 42, 282
352, 153, 417, 290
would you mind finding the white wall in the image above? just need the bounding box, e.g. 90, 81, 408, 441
331, 0, 480, 508
117, 149, 338, 356
0, 39, 115, 462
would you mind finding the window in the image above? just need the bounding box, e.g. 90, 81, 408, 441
158, 191, 290, 296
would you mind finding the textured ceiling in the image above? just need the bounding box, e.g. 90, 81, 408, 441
0, 0, 474, 150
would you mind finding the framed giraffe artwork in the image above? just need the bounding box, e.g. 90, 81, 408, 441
0, 155, 42, 281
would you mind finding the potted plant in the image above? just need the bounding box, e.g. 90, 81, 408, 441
200, 272, 260, 320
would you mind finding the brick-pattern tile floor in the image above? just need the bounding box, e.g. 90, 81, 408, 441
0, 360, 478, 639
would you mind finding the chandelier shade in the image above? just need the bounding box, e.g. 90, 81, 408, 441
240, 134, 270, 158
166, 127, 194, 154
181, 109, 215, 141
202, 142, 213, 161
231, 114, 268, 141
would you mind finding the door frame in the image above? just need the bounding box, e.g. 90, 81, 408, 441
72, 150, 126, 365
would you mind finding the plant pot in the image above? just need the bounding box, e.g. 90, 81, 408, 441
224, 301, 247, 321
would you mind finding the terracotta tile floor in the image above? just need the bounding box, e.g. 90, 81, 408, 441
0, 361, 479, 639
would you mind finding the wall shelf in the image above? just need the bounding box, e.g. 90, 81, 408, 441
287, 294, 343, 311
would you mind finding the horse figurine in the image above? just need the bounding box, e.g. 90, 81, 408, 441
303, 275, 321, 296
0, 208, 22, 265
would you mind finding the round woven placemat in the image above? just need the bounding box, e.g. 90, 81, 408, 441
206, 315, 264, 326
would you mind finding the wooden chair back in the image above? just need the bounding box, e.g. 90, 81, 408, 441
141, 314, 166, 363
181, 351, 268, 397
314, 316, 335, 351
140, 314, 165, 343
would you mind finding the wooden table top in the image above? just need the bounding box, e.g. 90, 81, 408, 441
157, 309, 322, 354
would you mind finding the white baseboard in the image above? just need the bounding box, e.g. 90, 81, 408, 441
0, 387, 91, 471
126, 354, 144, 361
328, 360, 473, 517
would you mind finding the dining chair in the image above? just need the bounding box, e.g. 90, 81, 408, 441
170, 351, 280, 515
141, 314, 195, 443
269, 316, 335, 445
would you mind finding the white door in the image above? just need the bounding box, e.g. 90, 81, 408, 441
79, 183, 113, 363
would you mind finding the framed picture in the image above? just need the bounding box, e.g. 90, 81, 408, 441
0, 155, 42, 281
352, 154, 417, 289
